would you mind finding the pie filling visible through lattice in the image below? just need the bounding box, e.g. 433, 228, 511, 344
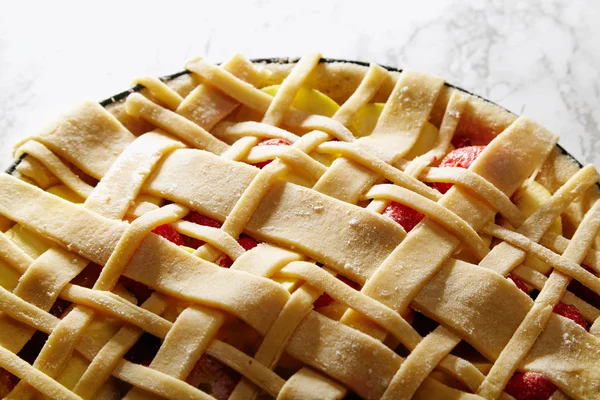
0, 53, 599, 400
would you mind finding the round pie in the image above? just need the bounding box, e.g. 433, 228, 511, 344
0, 53, 599, 400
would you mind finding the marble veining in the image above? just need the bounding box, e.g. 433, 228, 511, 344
0, 0, 598, 170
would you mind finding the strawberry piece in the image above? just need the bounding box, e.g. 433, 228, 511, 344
314, 292, 334, 308
433, 146, 486, 194
218, 257, 233, 268
258, 138, 293, 147
238, 236, 259, 251
383, 201, 424, 233
184, 212, 222, 249
507, 273, 529, 294
553, 303, 588, 331
253, 138, 292, 169
314, 275, 361, 308
439, 146, 485, 168
451, 135, 472, 149
218, 236, 258, 268
505, 371, 557, 400
152, 224, 184, 246
185, 212, 222, 228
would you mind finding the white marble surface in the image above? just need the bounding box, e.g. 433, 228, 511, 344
1, 0, 599, 170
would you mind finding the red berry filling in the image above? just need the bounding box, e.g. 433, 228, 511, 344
451, 135, 472, 149
505, 305, 586, 399
553, 303, 588, 331
152, 224, 185, 246
182, 211, 259, 267
314, 292, 334, 308
184, 212, 223, 249
383, 201, 424, 233
259, 138, 293, 146
507, 273, 529, 294
238, 237, 259, 251
253, 138, 292, 169
506, 371, 557, 400
314, 275, 361, 308
433, 145, 486, 194
185, 212, 222, 228
218, 236, 258, 268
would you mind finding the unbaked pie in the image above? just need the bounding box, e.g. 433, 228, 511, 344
0, 53, 599, 400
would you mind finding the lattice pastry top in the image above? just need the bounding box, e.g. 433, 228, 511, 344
0, 53, 599, 400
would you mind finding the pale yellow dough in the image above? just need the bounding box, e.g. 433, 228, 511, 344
0, 53, 598, 400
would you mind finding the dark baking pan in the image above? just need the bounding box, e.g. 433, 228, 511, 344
4, 57, 583, 175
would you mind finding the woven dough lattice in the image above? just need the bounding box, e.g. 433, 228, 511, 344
0, 53, 599, 400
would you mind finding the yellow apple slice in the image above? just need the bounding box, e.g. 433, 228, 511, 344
233, 85, 340, 123
56, 352, 120, 397
240, 85, 340, 182
0, 260, 20, 290
56, 352, 90, 389
514, 180, 562, 274
261, 85, 340, 117
514, 180, 562, 235
352, 103, 384, 137
181, 246, 196, 254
